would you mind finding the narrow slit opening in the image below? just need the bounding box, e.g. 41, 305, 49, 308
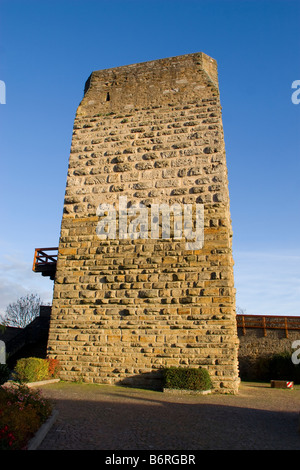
106, 92, 110, 101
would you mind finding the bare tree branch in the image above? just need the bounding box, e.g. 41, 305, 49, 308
3, 293, 42, 328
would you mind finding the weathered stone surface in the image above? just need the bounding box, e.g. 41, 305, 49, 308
48, 52, 240, 393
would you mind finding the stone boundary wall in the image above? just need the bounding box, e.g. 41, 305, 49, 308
237, 315, 300, 379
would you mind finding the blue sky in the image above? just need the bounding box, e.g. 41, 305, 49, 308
0, 0, 299, 317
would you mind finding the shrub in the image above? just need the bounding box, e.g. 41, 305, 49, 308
240, 351, 300, 384
0, 383, 53, 449
14, 357, 49, 383
46, 358, 61, 378
267, 351, 300, 383
163, 367, 212, 391
0, 424, 16, 449
0, 365, 10, 386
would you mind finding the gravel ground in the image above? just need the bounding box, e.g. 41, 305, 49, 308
37, 381, 300, 451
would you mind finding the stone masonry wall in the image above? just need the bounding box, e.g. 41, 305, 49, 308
47, 52, 240, 393
238, 321, 300, 380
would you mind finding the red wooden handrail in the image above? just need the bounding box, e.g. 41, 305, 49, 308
32, 247, 58, 272
237, 314, 300, 338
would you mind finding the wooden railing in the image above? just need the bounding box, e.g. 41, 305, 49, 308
237, 314, 300, 338
32, 247, 58, 279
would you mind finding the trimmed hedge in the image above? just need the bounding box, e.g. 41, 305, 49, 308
163, 367, 212, 391
14, 358, 49, 383
13, 357, 61, 383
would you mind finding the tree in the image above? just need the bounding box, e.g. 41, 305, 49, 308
236, 305, 247, 315
2, 293, 42, 328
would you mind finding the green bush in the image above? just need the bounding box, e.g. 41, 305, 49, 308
163, 367, 212, 391
14, 357, 49, 383
267, 351, 300, 383
240, 351, 300, 384
0, 365, 10, 386
0, 383, 53, 449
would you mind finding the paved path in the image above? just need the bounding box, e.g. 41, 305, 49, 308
37, 382, 300, 450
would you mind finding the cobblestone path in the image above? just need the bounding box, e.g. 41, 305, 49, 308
37, 382, 300, 450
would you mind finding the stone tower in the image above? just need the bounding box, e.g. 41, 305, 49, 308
48, 52, 240, 393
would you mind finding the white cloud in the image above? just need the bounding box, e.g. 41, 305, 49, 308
233, 250, 300, 316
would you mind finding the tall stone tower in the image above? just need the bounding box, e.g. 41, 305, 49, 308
48, 52, 240, 393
